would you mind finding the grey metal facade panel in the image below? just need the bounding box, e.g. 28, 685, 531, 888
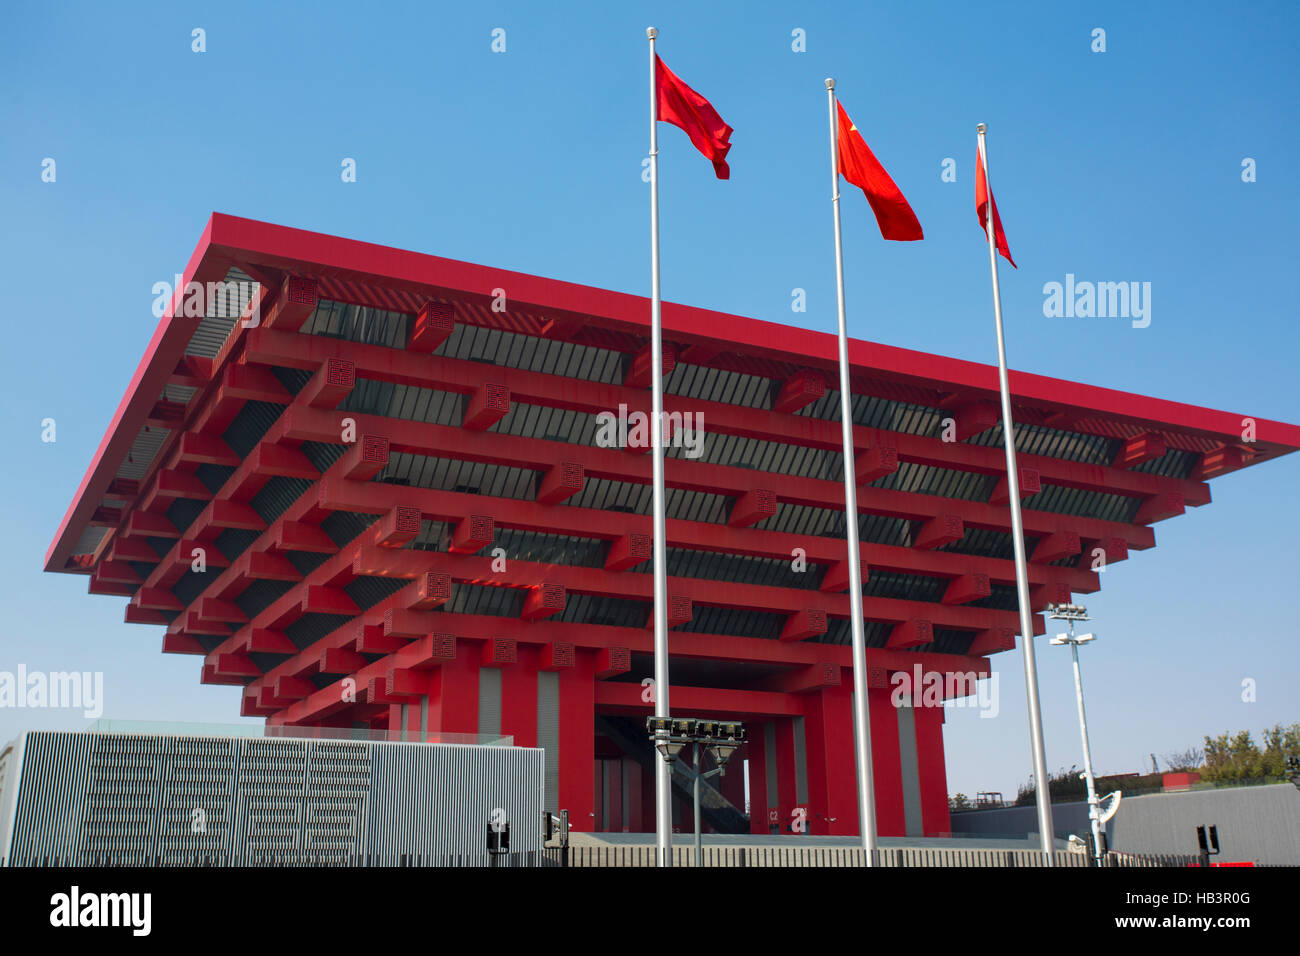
381, 451, 536, 502
114, 422, 170, 481
440, 324, 625, 385
764, 724, 778, 812
1131, 448, 1199, 479
1108, 784, 1300, 865
874, 460, 998, 504
601, 761, 610, 830
630, 547, 824, 592
2, 731, 542, 866
183, 268, 258, 359
493, 529, 606, 569
222, 400, 289, 458
342, 378, 462, 427
345, 575, 410, 612
492, 402, 603, 447
666, 363, 774, 410
970, 421, 1119, 466
536, 672, 560, 812
445, 582, 525, 618
364, 741, 542, 863
621, 760, 630, 830
676, 606, 784, 640
0, 736, 25, 865
793, 716, 808, 806
948, 784, 1300, 865
896, 704, 923, 838
478, 668, 503, 740
303, 300, 411, 349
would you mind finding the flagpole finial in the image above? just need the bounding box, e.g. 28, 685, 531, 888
825, 77, 835, 90
647, 27, 657, 39
976, 123, 987, 134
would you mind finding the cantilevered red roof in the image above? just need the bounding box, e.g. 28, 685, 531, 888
46, 213, 1300, 574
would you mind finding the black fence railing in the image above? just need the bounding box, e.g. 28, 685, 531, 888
3, 846, 1204, 868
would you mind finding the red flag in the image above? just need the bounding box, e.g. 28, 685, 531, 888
656, 55, 733, 179
835, 102, 923, 241
975, 148, 1016, 268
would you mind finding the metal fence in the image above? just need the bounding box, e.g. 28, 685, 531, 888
541, 846, 1199, 868
4, 846, 1200, 868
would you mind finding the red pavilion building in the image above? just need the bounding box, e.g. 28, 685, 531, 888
45, 214, 1300, 837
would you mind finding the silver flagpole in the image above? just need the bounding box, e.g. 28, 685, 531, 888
647, 25, 673, 869
825, 78, 878, 861
976, 123, 1055, 861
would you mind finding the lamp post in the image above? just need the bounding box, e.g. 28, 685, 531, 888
647, 717, 745, 866
1048, 602, 1102, 863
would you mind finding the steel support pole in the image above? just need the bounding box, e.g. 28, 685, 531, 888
647, 26, 673, 868
826, 78, 877, 859
1069, 636, 1103, 862
976, 123, 1054, 861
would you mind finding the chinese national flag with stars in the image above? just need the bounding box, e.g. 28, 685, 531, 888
836, 102, 923, 241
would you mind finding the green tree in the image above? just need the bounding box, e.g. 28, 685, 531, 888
1199, 725, 1300, 782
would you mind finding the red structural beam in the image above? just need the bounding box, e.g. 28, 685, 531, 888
244, 329, 1215, 509
253, 591, 995, 725
279, 403, 1156, 549
47, 214, 1300, 576
346, 544, 1027, 634
114, 376, 1099, 612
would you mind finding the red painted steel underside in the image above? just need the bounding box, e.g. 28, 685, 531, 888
45, 214, 1300, 837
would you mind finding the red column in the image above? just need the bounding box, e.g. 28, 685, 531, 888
868, 685, 906, 837
803, 683, 858, 835
500, 644, 538, 747
428, 654, 478, 736
557, 650, 596, 831
913, 703, 952, 835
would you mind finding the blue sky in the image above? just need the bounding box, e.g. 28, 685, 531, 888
1, 1, 1296, 802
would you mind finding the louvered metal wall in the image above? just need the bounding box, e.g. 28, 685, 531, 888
536, 672, 560, 812
0, 731, 542, 867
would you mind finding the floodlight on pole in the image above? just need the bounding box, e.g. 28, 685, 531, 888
645, 716, 745, 866
1047, 602, 1104, 863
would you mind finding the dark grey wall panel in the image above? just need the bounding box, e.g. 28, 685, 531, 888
478, 668, 502, 740
764, 724, 778, 817
949, 784, 1300, 864
896, 704, 923, 838
1109, 784, 1300, 864
536, 672, 560, 812
793, 716, 808, 806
